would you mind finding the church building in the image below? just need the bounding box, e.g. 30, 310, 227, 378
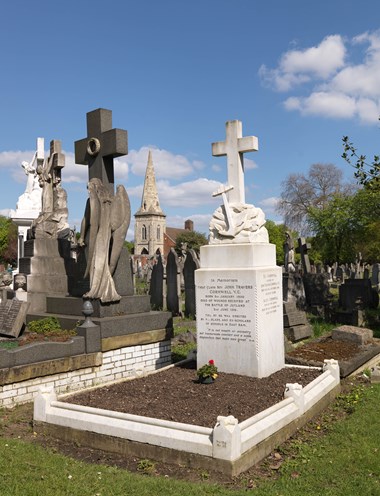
134, 151, 195, 259
134, 150, 166, 256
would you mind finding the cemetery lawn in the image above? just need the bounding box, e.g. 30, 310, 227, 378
1, 377, 379, 495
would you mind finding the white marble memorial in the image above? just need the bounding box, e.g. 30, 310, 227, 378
196, 120, 284, 378
10, 138, 44, 268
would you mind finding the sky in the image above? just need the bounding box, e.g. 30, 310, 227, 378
1, 0, 380, 241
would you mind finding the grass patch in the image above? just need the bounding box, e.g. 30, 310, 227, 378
0, 341, 19, 350
1, 382, 379, 495
308, 314, 335, 338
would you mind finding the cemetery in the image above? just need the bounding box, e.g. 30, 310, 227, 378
0, 109, 379, 480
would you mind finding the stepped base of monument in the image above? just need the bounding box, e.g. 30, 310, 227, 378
26, 294, 173, 346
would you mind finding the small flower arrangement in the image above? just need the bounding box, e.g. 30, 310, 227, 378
197, 359, 218, 381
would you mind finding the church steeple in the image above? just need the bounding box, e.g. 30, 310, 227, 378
136, 150, 164, 215
134, 150, 166, 256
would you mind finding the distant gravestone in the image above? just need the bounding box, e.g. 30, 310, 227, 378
166, 249, 180, 316
371, 263, 380, 288
184, 249, 199, 318
297, 238, 311, 274
0, 300, 29, 338
149, 255, 164, 310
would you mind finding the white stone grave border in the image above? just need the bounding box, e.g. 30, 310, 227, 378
33, 359, 340, 476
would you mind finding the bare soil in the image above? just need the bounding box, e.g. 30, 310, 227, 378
64, 362, 320, 428
287, 335, 380, 366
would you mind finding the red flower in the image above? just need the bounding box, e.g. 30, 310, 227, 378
209, 359, 215, 365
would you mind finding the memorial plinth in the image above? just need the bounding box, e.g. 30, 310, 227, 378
195, 243, 284, 378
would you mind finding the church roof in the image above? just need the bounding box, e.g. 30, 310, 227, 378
134, 150, 165, 217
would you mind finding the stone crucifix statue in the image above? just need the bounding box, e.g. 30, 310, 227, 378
75, 108, 131, 303
209, 120, 268, 244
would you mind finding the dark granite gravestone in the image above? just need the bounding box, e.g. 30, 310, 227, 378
183, 249, 199, 318
75, 108, 128, 196
166, 249, 180, 316
150, 255, 164, 310
0, 300, 29, 338
339, 279, 379, 310
297, 237, 311, 274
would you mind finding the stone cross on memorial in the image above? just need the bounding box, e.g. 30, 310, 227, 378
297, 237, 311, 274
75, 108, 128, 195
212, 120, 258, 204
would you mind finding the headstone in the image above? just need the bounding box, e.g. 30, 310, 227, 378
166, 249, 180, 316
283, 301, 312, 342
196, 120, 284, 378
184, 249, 199, 318
297, 238, 311, 274
339, 279, 379, 310
371, 263, 380, 289
335, 265, 344, 282
0, 300, 29, 338
150, 255, 164, 310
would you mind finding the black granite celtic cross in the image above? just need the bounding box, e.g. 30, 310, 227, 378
74, 108, 128, 195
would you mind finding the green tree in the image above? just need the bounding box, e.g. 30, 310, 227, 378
342, 128, 380, 190
175, 230, 208, 254
265, 220, 288, 266
123, 240, 134, 254
0, 216, 17, 267
308, 194, 368, 263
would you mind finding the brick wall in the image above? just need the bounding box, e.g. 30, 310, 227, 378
0, 340, 171, 408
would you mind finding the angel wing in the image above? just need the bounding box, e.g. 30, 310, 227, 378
109, 184, 131, 274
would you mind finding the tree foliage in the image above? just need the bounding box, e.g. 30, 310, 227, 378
265, 220, 289, 266
0, 216, 17, 267
175, 230, 208, 254
277, 163, 352, 233
342, 124, 380, 190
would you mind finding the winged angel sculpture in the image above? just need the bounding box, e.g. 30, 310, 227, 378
78, 178, 131, 303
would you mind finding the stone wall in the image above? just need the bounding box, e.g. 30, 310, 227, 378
0, 340, 171, 408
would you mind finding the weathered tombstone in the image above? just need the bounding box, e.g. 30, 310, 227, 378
335, 265, 344, 282
339, 279, 379, 310
371, 263, 380, 289
166, 249, 180, 316
150, 255, 164, 310
184, 249, 199, 318
196, 120, 284, 378
297, 238, 311, 274
0, 300, 29, 338
19, 140, 72, 313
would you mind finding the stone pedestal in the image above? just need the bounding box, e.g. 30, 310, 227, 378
20, 239, 70, 313
195, 243, 284, 378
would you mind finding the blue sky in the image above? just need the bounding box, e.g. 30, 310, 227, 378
1, 0, 380, 240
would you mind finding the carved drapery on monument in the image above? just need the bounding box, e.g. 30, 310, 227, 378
30, 140, 69, 239
75, 108, 130, 303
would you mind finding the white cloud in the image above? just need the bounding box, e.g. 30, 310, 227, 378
259, 196, 279, 209
260, 30, 380, 125
284, 92, 357, 119
259, 35, 346, 92
159, 178, 221, 208
127, 146, 204, 179
0, 208, 11, 217
244, 158, 258, 170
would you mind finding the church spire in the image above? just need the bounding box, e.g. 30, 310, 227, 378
136, 150, 164, 215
